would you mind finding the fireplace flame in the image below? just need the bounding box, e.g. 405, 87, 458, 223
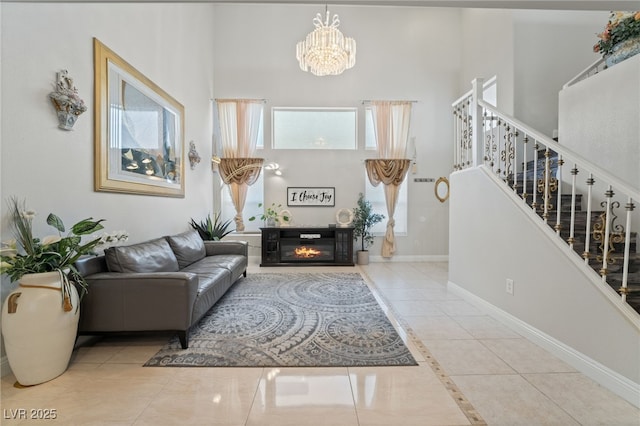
294, 246, 322, 258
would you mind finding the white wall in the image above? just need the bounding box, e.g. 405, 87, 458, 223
0, 2, 216, 356
212, 4, 462, 258
449, 167, 640, 392
1, 2, 217, 242
559, 54, 640, 192
513, 10, 608, 137
459, 9, 607, 136
460, 8, 515, 113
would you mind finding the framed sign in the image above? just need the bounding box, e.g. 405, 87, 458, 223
287, 187, 335, 207
94, 38, 185, 197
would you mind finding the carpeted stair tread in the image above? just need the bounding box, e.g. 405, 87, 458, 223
507, 166, 640, 316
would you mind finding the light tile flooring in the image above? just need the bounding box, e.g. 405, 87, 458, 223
2, 261, 639, 425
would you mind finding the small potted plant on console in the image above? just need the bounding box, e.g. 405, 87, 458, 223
249, 203, 290, 227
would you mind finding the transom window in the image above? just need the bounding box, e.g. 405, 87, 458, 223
272, 107, 357, 150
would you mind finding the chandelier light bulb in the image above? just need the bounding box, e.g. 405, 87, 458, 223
296, 9, 356, 77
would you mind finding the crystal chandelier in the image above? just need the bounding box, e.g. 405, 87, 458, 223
296, 8, 356, 76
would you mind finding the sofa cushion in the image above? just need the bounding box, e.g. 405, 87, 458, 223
183, 254, 247, 284
166, 230, 206, 269
105, 238, 180, 273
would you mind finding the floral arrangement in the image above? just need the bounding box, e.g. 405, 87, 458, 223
0, 197, 127, 311
593, 11, 640, 57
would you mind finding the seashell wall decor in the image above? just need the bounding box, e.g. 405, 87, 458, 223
49, 70, 87, 130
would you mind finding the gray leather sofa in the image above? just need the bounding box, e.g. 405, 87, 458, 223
74, 230, 247, 349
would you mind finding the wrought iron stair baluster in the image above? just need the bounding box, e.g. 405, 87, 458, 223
568, 165, 579, 248
621, 199, 635, 302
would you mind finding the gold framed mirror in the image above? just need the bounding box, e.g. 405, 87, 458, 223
434, 176, 450, 203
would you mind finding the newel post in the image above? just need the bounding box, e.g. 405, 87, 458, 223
471, 78, 485, 167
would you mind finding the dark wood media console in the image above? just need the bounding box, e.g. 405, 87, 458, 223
260, 226, 354, 266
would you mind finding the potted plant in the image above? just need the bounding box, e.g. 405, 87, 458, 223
249, 203, 290, 227
593, 11, 640, 67
352, 193, 384, 265
0, 197, 125, 386
189, 212, 234, 240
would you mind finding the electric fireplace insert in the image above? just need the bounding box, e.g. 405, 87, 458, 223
260, 226, 354, 266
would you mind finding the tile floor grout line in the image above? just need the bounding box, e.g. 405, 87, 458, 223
519, 371, 585, 426
346, 366, 363, 426
244, 367, 266, 426
358, 267, 488, 426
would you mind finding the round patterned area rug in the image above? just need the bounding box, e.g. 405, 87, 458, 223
144, 272, 418, 367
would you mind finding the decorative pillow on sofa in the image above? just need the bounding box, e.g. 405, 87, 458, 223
105, 238, 180, 273
166, 230, 206, 269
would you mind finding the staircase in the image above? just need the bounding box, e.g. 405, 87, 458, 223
514, 150, 640, 314
451, 76, 640, 408
453, 77, 640, 318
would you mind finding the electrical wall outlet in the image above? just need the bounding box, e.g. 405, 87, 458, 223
506, 278, 514, 295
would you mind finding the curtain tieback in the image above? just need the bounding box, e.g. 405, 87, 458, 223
219, 158, 264, 185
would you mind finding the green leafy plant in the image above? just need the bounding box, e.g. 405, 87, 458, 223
593, 11, 640, 57
0, 197, 124, 311
352, 193, 385, 252
248, 203, 290, 224
189, 212, 234, 241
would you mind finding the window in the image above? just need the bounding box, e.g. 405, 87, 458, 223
364, 107, 408, 235
364, 107, 376, 150
272, 107, 357, 149
255, 113, 265, 149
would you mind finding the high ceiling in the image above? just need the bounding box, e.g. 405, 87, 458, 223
12, 0, 640, 10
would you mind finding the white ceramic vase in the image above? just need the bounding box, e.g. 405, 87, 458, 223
1, 271, 80, 386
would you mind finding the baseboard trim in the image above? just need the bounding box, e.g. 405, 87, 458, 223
448, 280, 640, 409
370, 255, 449, 263
249, 255, 449, 264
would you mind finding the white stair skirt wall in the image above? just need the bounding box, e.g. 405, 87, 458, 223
449, 166, 640, 406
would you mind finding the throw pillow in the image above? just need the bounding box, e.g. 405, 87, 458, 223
105, 238, 180, 273
166, 230, 206, 269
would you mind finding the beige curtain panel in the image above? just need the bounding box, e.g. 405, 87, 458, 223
371, 101, 412, 158
365, 159, 411, 258
366, 100, 413, 258
216, 99, 264, 158
216, 99, 265, 231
